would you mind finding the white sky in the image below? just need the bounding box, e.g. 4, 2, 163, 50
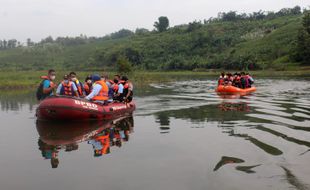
0, 0, 309, 42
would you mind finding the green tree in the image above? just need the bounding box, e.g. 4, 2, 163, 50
154, 16, 169, 32
116, 56, 132, 74
295, 11, 310, 64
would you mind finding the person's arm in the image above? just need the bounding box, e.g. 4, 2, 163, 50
80, 82, 86, 96
56, 84, 62, 95
126, 83, 133, 98
43, 80, 55, 94
71, 83, 79, 97
85, 84, 102, 100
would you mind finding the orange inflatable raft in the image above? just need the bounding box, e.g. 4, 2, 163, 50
216, 85, 256, 96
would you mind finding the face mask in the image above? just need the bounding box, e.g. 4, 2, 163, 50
64, 80, 69, 83
50, 76, 56, 80
114, 79, 118, 84
101, 78, 105, 81
87, 80, 92, 84
71, 77, 77, 81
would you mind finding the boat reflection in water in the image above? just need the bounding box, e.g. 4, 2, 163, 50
36, 116, 134, 168
218, 101, 250, 112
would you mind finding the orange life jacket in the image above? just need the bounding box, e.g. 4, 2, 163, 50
92, 81, 108, 101
218, 78, 224, 86
61, 81, 74, 96
95, 134, 110, 155
113, 84, 119, 93
84, 82, 91, 95
74, 81, 83, 96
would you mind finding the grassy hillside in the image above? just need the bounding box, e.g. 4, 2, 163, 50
0, 11, 306, 71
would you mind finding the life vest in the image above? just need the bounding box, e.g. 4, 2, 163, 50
218, 78, 224, 86
36, 78, 55, 100
113, 80, 124, 93
60, 81, 74, 96
113, 84, 119, 93
122, 81, 133, 97
84, 82, 92, 95
73, 80, 84, 96
95, 134, 110, 155
92, 81, 109, 101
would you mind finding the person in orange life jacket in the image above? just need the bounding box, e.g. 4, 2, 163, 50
38, 69, 57, 100
101, 74, 114, 103
85, 75, 109, 104
218, 72, 225, 86
56, 74, 79, 97
121, 76, 133, 103
88, 131, 110, 157
84, 75, 93, 96
232, 73, 241, 88
113, 75, 125, 102
112, 74, 121, 96
69, 72, 85, 97
224, 73, 233, 85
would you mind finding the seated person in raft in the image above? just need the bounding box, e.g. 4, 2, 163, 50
56, 74, 79, 97
85, 75, 109, 105
218, 72, 254, 89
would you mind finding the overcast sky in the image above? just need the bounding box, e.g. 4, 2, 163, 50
0, 0, 309, 42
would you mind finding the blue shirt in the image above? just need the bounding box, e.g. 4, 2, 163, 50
85, 84, 102, 100
43, 80, 53, 96
118, 84, 124, 94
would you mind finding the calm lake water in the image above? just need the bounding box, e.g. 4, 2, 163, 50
0, 78, 310, 190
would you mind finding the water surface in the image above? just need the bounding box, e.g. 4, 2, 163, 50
0, 78, 309, 190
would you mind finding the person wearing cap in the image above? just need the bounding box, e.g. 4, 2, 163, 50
56, 74, 79, 97
85, 75, 109, 104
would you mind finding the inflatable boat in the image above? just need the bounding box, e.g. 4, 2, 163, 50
216, 85, 256, 96
36, 96, 135, 121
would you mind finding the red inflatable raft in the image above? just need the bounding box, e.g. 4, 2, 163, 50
36, 96, 135, 121
216, 85, 256, 96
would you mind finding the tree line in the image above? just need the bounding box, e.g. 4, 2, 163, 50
0, 5, 308, 71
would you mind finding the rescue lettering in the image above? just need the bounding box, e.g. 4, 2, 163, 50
74, 100, 98, 110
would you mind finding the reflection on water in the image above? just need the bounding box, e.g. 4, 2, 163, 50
37, 117, 134, 168
0, 78, 310, 190
0, 90, 36, 112
213, 156, 245, 171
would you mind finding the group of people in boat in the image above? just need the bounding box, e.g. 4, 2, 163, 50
37, 69, 133, 104
218, 72, 254, 89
